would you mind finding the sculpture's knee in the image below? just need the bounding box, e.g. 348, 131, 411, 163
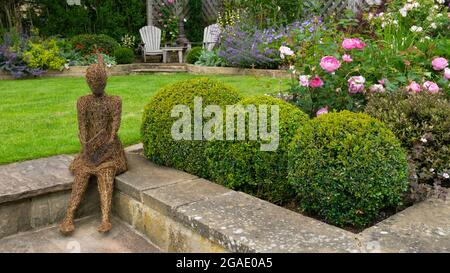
97, 168, 115, 185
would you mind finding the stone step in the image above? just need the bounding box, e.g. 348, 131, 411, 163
130, 67, 188, 74
0, 216, 162, 253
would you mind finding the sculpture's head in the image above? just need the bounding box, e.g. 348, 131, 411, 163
86, 57, 107, 96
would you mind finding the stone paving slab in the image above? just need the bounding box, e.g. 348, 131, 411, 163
115, 153, 198, 202
0, 155, 74, 204
359, 193, 450, 253
0, 216, 161, 253
175, 191, 361, 253
142, 178, 231, 215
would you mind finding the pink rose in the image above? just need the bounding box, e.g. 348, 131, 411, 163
299, 75, 310, 87
168, 0, 174, 3
309, 76, 324, 88
342, 39, 355, 50
432, 57, 448, 71
378, 79, 386, 85
279, 46, 294, 59
444, 68, 450, 80
342, 54, 353, 63
342, 38, 366, 50
353, 38, 366, 50
348, 76, 365, 93
406, 81, 422, 93
320, 56, 341, 73
423, 81, 440, 94
316, 107, 328, 117
369, 84, 385, 93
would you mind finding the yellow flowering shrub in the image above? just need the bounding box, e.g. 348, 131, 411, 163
23, 38, 66, 70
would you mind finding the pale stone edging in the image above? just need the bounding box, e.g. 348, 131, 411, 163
0, 64, 290, 80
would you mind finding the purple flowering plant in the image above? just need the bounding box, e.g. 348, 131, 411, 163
0, 31, 45, 79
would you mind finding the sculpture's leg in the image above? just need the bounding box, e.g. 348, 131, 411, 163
59, 172, 90, 235
96, 167, 115, 233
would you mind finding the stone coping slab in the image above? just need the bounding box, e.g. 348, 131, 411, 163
142, 178, 232, 216
115, 153, 198, 202
175, 191, 361, 253
359, 195, 450, 252
0, 155, 74, 204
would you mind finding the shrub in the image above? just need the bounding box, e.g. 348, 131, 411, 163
205, 96, 309, 203
365, 92, 450, 192
185, 0, 205, 42
70, 34, 119, 56
0, 45, 45, 78
114, 47, 134, 64
288, 111, 409, 228
22, 38, 66, 70
30, 0, 146, 41
195, 49, 227, 67
186, 47, 203, 64
141, 78, 243, 177
217, 24, 281, 69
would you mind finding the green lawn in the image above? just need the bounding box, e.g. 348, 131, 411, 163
0, 73, 288, 164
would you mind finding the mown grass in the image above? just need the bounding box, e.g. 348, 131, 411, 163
0, 73, 288, 164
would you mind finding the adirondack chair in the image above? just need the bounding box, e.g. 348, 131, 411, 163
139, 26, 163, 62
203, 24, 221, 51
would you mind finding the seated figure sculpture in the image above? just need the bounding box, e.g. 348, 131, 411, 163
59, 60, 127, 235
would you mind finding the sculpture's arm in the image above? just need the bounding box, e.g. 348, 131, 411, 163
109, 97, 122, 143
77, 98, 88, 146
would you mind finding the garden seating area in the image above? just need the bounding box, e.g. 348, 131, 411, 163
0, 0, 449, 254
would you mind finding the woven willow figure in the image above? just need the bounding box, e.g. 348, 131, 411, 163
59, 60, 127, 235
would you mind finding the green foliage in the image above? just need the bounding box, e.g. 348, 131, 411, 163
195, 49, 227, 67
156, 1, 179, 44
141, 78, 243, 177
288, 111, 409, 228
185, 0, 205, 42
223, 0, 303, 28
185, 47, 203, 64
205, 96, 309, 204
22, 38, 66, 70
70, 34, 119, 56
365, 92, 450, 190
114, 47, 135, 64
29, 0, 146, 41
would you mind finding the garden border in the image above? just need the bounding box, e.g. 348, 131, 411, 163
0, 64, 291, 80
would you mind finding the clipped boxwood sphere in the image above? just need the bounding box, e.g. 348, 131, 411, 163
288, 111, 408, 228
205, 95, 309, 204
114, 47, 135, 64
186, 47, 203, 64
141, 78, 242, 177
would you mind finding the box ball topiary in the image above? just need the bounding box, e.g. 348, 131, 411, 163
186, 47, 203, 64
141, 78, 243, 178
288, 110, 409, 228
114, 47, 135, 64
205, 95, 309, 204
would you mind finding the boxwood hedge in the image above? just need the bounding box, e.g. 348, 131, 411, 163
141, 78, 242, 178
205, 95, 309, 204
288, 111, 409, 228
